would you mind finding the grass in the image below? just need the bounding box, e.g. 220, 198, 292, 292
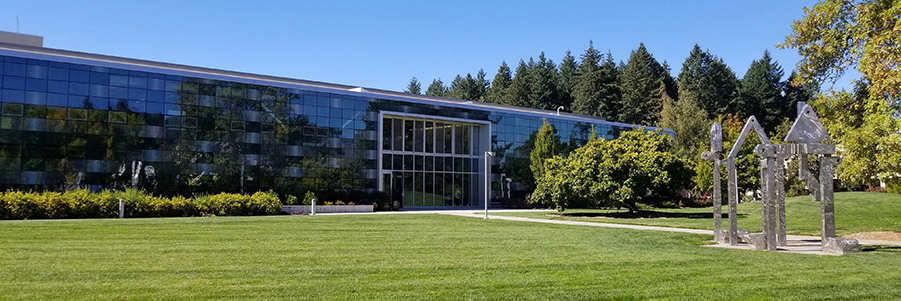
492, 192, 901, 237
2, 212, 901, 299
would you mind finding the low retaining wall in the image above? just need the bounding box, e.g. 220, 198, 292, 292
281, 205, 374, 214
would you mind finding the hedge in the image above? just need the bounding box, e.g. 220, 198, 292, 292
0, 189, 282, 220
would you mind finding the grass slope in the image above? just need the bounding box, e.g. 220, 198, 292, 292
1, 213, 901, 299
494, 192, 901, 236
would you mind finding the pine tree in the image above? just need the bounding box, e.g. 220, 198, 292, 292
781, 71, 816, 120
529, 52, 561, 110
735, 50, 785, 132
425, 78, 447, 97
487, 61, 512, 104
503, 59, 533, 107
530, 119, 560, 182
558, 50, 578, 110
572, 43, 602, 116
661, 60, 678, 100
448, 75, 465, 99
475, 69, 490, 101
619, 43, 668, 125
676, 44, 739, 119
404, 77, 421, 94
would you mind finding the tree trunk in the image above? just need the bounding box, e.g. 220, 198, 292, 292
625, 200, 639, 214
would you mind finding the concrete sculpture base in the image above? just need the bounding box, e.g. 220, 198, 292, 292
822, 237, 860, 255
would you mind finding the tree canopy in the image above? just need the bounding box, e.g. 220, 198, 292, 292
533, 129, 692, 212
780, 0, 901, 187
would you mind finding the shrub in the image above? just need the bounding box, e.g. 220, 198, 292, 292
284, 194, 298, 205
303, 191, 317, 205
0, 189, 282, 219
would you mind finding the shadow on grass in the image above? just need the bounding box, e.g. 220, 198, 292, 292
555, 211, 746, 219
860, 245, 901, 253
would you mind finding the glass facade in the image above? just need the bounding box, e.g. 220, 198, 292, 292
0, 47, 669, 207
381, 116, 482, 207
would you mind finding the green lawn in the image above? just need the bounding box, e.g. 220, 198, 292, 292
493, 192, 901, 237
2, 213, 901, 299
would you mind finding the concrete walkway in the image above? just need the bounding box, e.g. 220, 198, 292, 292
316, 209, 901, 255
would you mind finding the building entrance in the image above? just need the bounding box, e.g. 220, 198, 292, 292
379, 115, 486, 207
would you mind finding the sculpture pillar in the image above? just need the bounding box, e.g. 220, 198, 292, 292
713, 156, 722, 243
820, 155, 839, 240
702, 123, 724, 243
727, 159, 739, 245
775, 159, 787, 246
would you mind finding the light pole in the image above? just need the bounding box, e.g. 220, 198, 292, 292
484, 151, 495, 219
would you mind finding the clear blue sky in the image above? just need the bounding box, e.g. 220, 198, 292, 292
3, 1, 847, 92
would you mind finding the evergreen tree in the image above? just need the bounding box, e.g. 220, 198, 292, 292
658, 84, 710, 159
425, 78, 447, 97
530, 119, 560, 182
676, 44, 739, 119
735, 50, 785, 132
503, 59, 533, 107
781, 71, 816, 120
404, 77, 421, 94
447, 73, 485, 101
529, 52, 561, 110
475, 69, 490, 101
448, 75, 465, 99
487, 61, 512, 104
558, 50, 578, 110
661, 60, 678, 100
572, 42, 620, 119
619, 43, 668, 125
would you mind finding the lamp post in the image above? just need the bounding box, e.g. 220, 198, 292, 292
484, 151, 495, 219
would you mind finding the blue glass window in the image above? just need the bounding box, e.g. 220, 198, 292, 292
25, 78, 46, 92
110, 74, 128, 87
128, 76, 146, 89
24, 92, 47, 105
3, 76, 25, 90
26, 65, 47, 79
128, 88, 146, 101
47, 93, 67, 107
47, 80, 67, 94
109, 86, 127, 100
90, 72, 109, 85
48, 67, 68, 81
90, 85, 109, 98
3, 63, 25, 77
2, 89, 25, 103
69, 70, 89, 83
68, 82, 89, 96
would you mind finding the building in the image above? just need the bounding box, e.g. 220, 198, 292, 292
0, 31, 670, 208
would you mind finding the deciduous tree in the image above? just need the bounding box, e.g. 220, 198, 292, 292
779, 0, 901, 187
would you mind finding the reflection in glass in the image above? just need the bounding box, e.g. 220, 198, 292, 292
393, 118, 402, 151
404, 120, 413, 152
435, 122, 445, 154
425, 172, 434, 206
382, 118, 391, 150
414, 120, 423, 152
414, 171, 423, 206
404, 172, 414, 207
444, 124, 452, 153
425, 121, 434, 153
